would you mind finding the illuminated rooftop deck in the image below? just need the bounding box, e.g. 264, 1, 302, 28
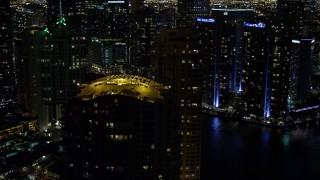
77, 74, 168, 103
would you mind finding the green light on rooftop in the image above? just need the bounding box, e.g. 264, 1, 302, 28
56, 17, 67, 26
43, 27, 49, 33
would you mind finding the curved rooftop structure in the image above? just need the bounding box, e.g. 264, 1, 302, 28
76, 74, 168, 103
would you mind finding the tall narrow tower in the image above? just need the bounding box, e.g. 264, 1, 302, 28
0, 0, 14, 100
154, 28, 203, 179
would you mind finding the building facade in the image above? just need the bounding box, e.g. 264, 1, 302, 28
197, 5, 314, 120
154, 28, 203, 179
0, 0, 15, 100
62, 75, 180, 179
19, 19, 88, 131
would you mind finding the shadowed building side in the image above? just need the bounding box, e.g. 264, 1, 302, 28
0, 0, 15, 100
154, 28, 203, 180
62, 74, 180, 179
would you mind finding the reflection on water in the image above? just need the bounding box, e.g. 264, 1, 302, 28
282, 133, 290, 149
201, 115, 320, 180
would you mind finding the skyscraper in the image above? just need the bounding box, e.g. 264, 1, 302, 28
154, 28, 203, 179
103, 0, 130, 39
20, 20, 88, 131
289, 38, 315, 103
276, 0, 305, 38
264, 1, 305, 118
88, 39, 129, 68
130, 7, 175, 76
62, 75, 180, 179
196, 7, 315, 120
202, 9, 257, 109
0, 0, 15, 100
64, 0, 86, 33
195, 17, 215, 107
242, 20, 269, 116
84, 0, 130, 76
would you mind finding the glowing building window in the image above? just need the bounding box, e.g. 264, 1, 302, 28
109, 134, 128, 141
143, 165, 151, 170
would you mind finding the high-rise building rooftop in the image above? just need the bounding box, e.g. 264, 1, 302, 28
76, 74, 168, 103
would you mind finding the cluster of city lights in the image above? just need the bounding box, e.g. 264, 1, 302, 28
243, 22, 266, 28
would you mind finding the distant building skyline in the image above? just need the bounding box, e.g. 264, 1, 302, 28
0, 0, 319, 178
1, 0, 318, 132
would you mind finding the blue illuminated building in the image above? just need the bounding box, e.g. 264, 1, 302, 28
197, 4, 315, 120
196, 16, 216, 108
242, 19, 271, 118
201, 9, 257, 108
196, 17, 215, 23
243, 22, 266, 28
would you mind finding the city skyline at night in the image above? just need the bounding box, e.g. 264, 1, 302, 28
1, 0, 320, 179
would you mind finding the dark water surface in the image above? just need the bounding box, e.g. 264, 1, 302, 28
201, 115, 320, 180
